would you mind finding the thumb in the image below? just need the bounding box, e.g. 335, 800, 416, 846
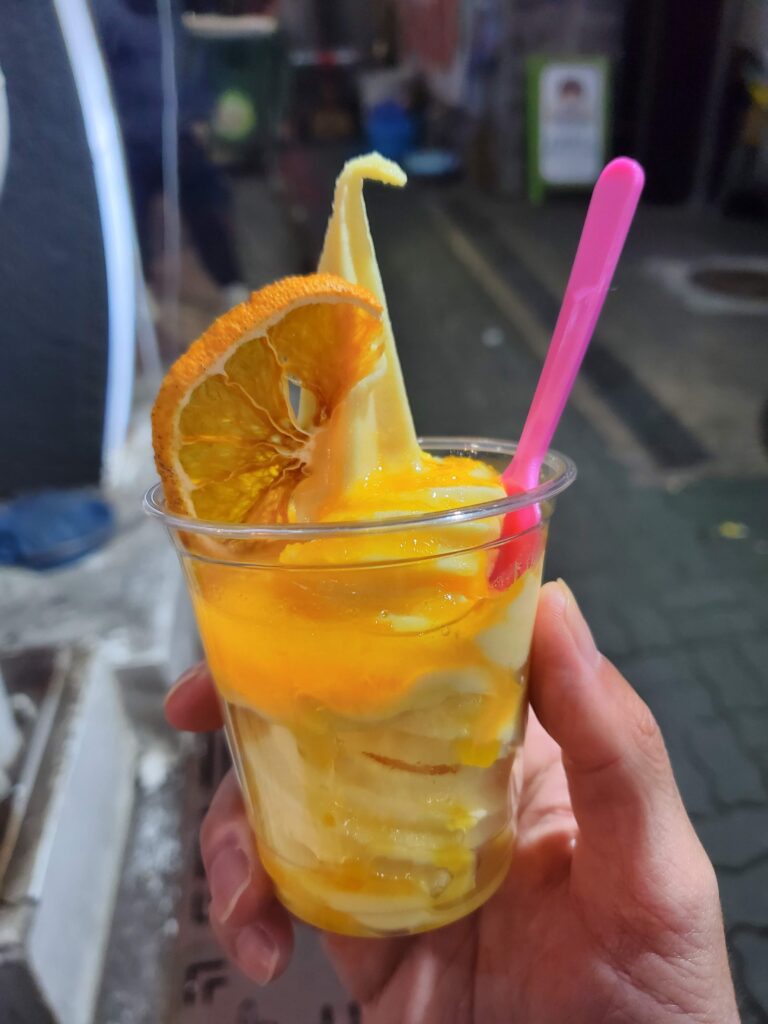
530, 580, 690, 858
530, 582, 738, 1023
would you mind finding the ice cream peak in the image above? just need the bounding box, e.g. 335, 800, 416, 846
151, 152, 507, 532
291, 153, 427, 520
286, 153, 509, 537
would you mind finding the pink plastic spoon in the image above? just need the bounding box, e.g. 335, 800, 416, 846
490, 157, 645, 589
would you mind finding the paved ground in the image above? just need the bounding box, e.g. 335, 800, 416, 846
438, 192, 768, 484
260, 157, 768, 1018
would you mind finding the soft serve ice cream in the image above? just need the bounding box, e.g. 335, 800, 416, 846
153, 155, 546, 935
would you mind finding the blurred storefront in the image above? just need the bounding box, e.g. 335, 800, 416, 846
390, 0, 626, 192
368, 0, 768, 208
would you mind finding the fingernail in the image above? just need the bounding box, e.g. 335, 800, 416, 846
548, 578, 569, 614
164, 663, 204, 706
209, 845, 252, 923
235, 924, 279, 985
556, 579, 600, 668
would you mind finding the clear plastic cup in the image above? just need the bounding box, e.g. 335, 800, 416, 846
145, 439, 575, 936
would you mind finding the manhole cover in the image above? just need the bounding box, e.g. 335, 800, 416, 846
646, 256, 768, 314
690, 267, 768, 300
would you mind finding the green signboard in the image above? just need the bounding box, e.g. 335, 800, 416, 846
526, 56, 610, 203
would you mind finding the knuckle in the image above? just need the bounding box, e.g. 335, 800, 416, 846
631, 699, 667, 765
199, 773, 243, 854
666, 854, 721, 938
688, 849, 719, 903
209, 915, 237, 959
622, 846, 721, 954
199, 807, 250, 870
199, 803, 232, 858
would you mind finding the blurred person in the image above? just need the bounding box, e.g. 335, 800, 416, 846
166, 581, 740, 1024
92, 0, 250, 309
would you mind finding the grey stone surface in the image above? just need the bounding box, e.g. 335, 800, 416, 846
620, 652, 716, 714
624, 604, 676, 652
456, 194, 768, 482
694, 807, 768, 869
733, 711, 768, 770
696, 641, 768, 711
740, 635, 768, 679
730, 929, 768, 1022
669, 751, 716, 818
673, 605, 765, 644
720, 861, 768, 930
687, 719, 766, 807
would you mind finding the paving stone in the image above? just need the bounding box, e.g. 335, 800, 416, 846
623, 603, 676, 652
547, 528, 606, 577
738, 1004, 768, 1024
622, 652, 716, 718
706, 543, 768, 581
729, 929, 768, 1018
640, 709, 719, 817
732, 712, 768, 775
739, 635, 768, 682
590, 615, 634, 660
732, 709, 768, 750
631, 561, 688, 599
667, 748, 716, 818
686, 719, 766, 806
694, 807, 768, 869
662, 579, 749, 610
742, 583, 768, 627
650, 704, 715, 755
562, 584, 634, 659
694, 641, 768, 711
720, 862, 768, 929
671, 605, 764, 645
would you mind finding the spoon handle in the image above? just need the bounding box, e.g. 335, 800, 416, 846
504, 157, 645, 491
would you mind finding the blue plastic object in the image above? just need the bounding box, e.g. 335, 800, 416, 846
402, 147, 461, 179
0, 491, 115, 570
365, 101, 417, 162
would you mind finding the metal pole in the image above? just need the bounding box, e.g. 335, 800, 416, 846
158, 0, 182, 345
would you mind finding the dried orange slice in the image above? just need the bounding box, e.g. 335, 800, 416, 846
152, 274, 383, 523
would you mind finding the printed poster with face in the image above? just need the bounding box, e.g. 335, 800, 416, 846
538, 61, 606, 186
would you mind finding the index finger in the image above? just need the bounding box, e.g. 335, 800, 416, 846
164, 662, 224, 732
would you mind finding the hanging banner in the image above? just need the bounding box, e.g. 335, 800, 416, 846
396, 0, 465, 106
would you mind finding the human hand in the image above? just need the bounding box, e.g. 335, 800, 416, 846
165, 580, 739, 1023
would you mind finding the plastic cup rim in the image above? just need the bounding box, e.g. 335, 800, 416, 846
143, 436, 577, 541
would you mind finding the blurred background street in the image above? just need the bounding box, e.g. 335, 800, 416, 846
1, 1, 767, 1022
